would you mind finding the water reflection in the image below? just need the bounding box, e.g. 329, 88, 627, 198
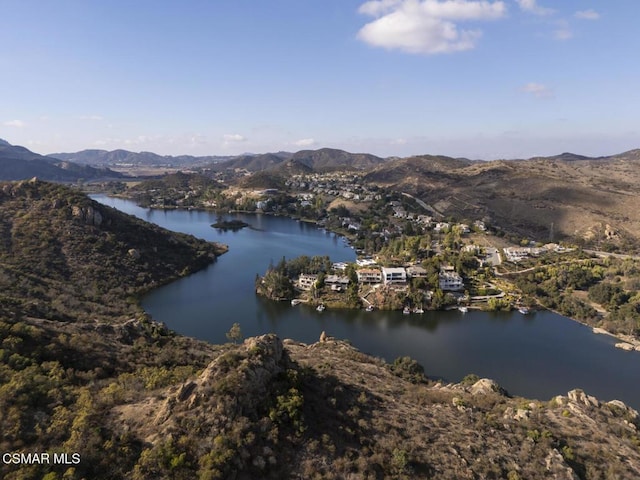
92, 194, 640, 409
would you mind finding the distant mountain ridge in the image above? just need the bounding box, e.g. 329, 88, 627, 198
208, 148, 385, 174
0, 141, 123, 182
205, 152, 292, 173
48, 149, 236, 167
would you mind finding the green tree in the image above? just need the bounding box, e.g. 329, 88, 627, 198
226, 323, 243, 344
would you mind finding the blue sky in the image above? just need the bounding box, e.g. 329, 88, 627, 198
1, 0, 638, 159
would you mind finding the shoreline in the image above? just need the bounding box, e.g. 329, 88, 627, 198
107, 193, 640, 352
546, 306, 640, 352
591, 326, 640, 351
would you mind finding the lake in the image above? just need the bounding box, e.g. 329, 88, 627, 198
93, 195, 640, 409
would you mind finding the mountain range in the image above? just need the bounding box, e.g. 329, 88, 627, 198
48, 148, 235, 167
3, 138, 640, 248
0, 139, 123, 182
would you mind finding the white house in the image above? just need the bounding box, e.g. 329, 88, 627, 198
434, 222, 450, 233
503, 247, 530, 262
381, 267, 407, 285
356, 258, 377, 267
297, 274, 318, 290
438, 269, 464, 291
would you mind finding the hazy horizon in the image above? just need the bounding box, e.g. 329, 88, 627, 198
2, 1, 638, 160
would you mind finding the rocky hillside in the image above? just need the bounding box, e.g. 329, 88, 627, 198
1, 179, 640, 480
87, 334, 640, 479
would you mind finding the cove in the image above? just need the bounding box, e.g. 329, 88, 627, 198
93, 195, 640, 409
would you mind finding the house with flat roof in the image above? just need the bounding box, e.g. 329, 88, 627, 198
381, 267, 407, 285
325, 275, 350, 286
297, 273, 318, 291
406, 265, 427, 278
357, 269, 382, 284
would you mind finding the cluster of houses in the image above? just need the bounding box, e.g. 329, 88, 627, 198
503, 243, 569, 263
285, 173, 382, 204
296, 263, 464, 292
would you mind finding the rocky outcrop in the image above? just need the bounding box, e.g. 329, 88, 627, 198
545, 449, 580, 480
108, 336, 640, 479
615, 341, 640, 351
71, 204, 103, 226
121, 334, 288, 436
470, 378, 507, 396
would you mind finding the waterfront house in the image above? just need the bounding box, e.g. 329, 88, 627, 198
381, 267, 407, 285
438, 268, 464, 291
298, 273, 318, 291
325, 275, 350, 287
356, 258, 377, 267
356, 269, 382, 284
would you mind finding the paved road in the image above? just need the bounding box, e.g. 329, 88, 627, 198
484, 247, 502, 266
584, 249, 640, 260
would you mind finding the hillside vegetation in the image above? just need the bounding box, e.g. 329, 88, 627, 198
1, 181, 640, 479
365, 150, 640, 250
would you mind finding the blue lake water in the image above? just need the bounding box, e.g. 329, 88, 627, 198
93, 195, 640, 409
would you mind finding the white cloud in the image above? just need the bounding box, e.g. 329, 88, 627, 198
521, 82, 553, 98
515, 0, 554, 16
223, 133, 246, 142
357, 0, 506, 55
575, 9, 600, 21
553, 20, 572, 40
3, 119, 26, 128
79, 115, 104, 121
190, 135, 207, 145
294, 138, 316, 147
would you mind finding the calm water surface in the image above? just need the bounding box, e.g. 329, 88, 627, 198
94, 195, 640, 409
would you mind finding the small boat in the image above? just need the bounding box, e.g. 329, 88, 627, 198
403, 306, 411, 315
365, 305, 374, 312
518, 306, 530, 315
458, 306, 468, 313
316, 304, 326, 312
291, 299, 302, 306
